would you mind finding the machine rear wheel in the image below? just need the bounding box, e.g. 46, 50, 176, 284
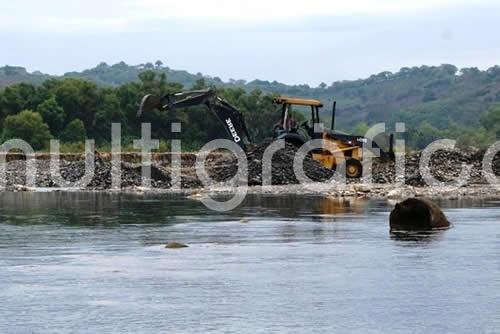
345, 158, 363, 178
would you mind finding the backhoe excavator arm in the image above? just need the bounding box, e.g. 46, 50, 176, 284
137, 89, 250, 150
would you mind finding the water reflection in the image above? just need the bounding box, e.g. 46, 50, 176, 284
319, 197, 368, 216
390, 230, 446, 244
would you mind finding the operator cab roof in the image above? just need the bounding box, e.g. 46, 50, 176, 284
273, 96, 323, 107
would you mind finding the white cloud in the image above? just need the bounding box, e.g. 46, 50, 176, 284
1, 0, 499, 84
0, 0, 497, 33
133, 0, 485, 19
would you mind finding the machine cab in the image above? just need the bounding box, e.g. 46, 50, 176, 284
272, 96, 327, 151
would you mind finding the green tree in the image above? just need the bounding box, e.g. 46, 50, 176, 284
422, 90, 436, 102
37, 97, 65, 134
480, 105, 500, 138
456, 127, 495, 149
0, 83, 38, 117
51, 78, 100, 133
192, 78, 207, 90
2, 110, 52, 150
61, 119, 86, 143
93, 93, 124, 142
410, 121, 440, 149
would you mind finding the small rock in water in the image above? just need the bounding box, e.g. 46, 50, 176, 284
165, 242, 189, 249
13, 184, 35, 192
187, 192, 205, 199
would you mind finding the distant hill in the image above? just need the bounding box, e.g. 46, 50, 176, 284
0, 66, 51, 87
0, 62, 210, 89
2, 61, 500, 131
62, 61, 213, 88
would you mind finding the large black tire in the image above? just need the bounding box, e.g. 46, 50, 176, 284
345, 158, 363, 178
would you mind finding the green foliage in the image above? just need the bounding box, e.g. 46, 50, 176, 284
480, 105, 500, 138
93, 92, 124, 143
61, 119, 86, 143
0, 66, 49, 89
454, 127, 495, 149
0, 83, 39, 119
1, 62, 499, 151
49, 78, 100, 131
58, 142, 86, 153
37, 97, 65, 134
57, 61, 210, 88
2, 110, 52, 150
409, 121, 441, 149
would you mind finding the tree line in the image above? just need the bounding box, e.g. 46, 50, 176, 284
0, 66, 499, 151
0, 72, 282, 151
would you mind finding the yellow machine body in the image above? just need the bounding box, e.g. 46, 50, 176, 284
312, 131, 363, 173
273, 96, 367, 178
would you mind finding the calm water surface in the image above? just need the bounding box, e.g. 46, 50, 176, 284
0, 192, 499, 333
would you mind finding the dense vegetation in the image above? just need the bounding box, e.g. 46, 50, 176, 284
0, 62, 499, 151
0, 72, 280, 151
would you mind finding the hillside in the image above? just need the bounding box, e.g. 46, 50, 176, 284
0, 66, 51, 87
0, 62, 216, 91
1, 62, 499, 149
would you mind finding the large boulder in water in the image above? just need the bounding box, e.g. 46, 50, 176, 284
389, 198, 450, 231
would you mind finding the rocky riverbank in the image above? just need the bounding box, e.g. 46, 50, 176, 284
1, 141, 499, 199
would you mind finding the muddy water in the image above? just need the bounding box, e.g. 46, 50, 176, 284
0, 193, 499, 333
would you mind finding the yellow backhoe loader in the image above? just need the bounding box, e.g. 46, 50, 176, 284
137, 89, 394, 178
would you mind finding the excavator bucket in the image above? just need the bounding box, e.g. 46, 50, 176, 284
137, 94, 163, 117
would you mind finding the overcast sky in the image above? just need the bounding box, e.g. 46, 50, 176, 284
1, 0, 499, 85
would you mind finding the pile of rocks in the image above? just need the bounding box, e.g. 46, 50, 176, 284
206, 140, 334, 186
1, 143, 499, 191
367, 149, 500, 186
246, 140, 334, 185
1, 155, 173, 190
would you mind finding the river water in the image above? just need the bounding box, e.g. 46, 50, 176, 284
0, 192, 499, 333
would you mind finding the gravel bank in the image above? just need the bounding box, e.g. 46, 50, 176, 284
1, 141, 499, 199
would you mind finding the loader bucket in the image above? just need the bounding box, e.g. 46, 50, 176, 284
137, 94, 162, 117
